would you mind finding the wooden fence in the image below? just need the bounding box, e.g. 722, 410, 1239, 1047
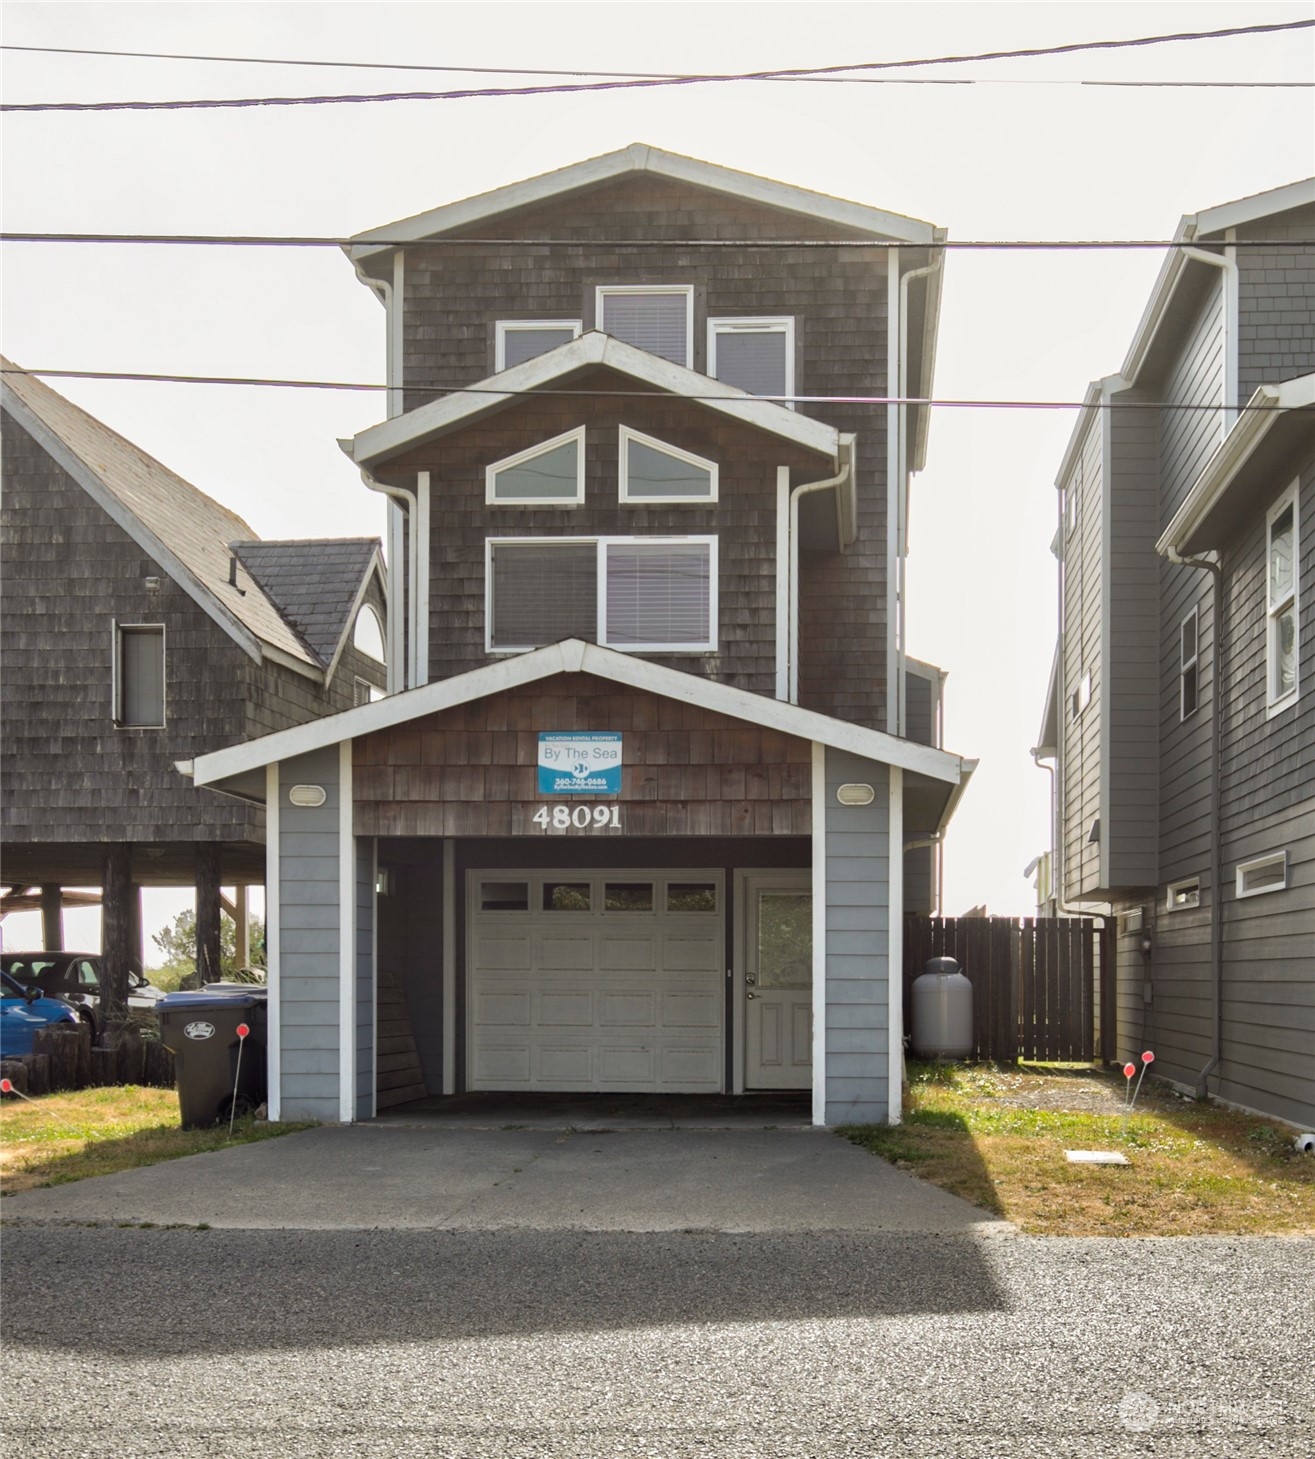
0, 1024, 174, 1098
904, 916, 1113, 1064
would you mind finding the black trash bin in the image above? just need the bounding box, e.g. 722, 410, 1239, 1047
157, 985, 268, 1129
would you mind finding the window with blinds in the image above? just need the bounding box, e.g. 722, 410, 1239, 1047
619, 428, 717, 503
486, 428, 586, 505
708, 318, 794, 404
488, 538, 716, 652
495, 320, 581, 372
596, 287, 693, 367
115, 624, 165, 727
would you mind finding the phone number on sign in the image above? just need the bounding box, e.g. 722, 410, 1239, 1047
532, 805, 621, 830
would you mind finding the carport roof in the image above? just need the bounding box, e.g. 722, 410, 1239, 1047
188, 639, 972, 809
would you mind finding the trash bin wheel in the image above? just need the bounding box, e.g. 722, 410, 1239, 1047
218, 1093, 256, 1126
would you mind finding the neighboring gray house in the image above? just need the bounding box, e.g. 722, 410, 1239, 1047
1034, 179, 1315, 1129
0, 360, 388, 986
191, 145, 975, 1125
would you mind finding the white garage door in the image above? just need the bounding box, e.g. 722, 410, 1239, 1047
468, 871, 724, 1092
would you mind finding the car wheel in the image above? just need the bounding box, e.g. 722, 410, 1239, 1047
77, 1008, 96, 1036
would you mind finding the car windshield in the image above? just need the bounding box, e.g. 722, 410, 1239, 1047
2, 970, 32, 998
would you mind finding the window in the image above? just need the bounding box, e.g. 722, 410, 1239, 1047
1236, 851, 1288, 899
1267, 484, 1299, 713
495, 320, 581, 372
114, 624, 165, 727
596, 286, 693, 367
618, 428, 717, 503
604, 882, 653, 912
1166, 878, 1200, 911
480, 881, 529, 912
1064, 482, 1078, 539
1118, 908, 1144, 937
486, 428, 586, 506
353, 676, 382, 707
544, 882, 591, 911
667, 882, 717, 913
353, 604, 386, 662
1070, 670, 1091, 720
708, 318, 794, 404
1180, 607, 1199, 720
487, 537, 716, 652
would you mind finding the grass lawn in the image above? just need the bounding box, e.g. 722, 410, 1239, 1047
0, 1086, 310, 1197
841, 1062, 1315, 1237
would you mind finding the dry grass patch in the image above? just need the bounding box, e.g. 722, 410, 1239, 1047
841, 1062, 1315, 1237
0, 1085, 310, 1196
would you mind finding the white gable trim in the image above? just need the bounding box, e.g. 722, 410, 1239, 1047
323, 549, 389, 686
343, 332, 838, 473
193, 638, 965, 791
346, 143, 937, 270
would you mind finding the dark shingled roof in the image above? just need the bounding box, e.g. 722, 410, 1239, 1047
233, 539, 382, 670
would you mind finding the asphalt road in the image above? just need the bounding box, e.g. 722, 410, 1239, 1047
4, 1225, 1312, 1458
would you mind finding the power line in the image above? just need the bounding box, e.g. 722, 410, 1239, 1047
0, 365, 1274, 413
4, 19, 1309, 113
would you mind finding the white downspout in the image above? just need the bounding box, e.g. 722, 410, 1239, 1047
1180, 239, 1238, 430
359, 468, 417, 692
788, 444, 853, 705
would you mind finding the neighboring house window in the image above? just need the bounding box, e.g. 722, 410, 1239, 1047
488, 537, 716, 652
353, 676, 383, 707
618, 427, 717, 504
707, 318, 794, 405
1070, 670, 1091, 720
1180, 607, 1199, 720
1236, 851, 1287, 898
114, 624, 165, 727
1267, 483, 1299, 713
1064, 483, 1078, 539
495, 320, 581, 372
353, 604, 386, 662
487, 428, 586, 506
1165, 877, 1200, 911
596, 286, 693, 368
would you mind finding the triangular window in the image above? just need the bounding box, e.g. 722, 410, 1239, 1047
619, 428, 717, 504
486, 428, 586, 505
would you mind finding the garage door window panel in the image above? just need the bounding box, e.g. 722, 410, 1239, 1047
604, 883, 654, 912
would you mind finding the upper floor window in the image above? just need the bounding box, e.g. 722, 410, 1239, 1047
1070, 670, 1091, 721
353, 604, 386, 663
496, 320, 581, 372
619, 427, 717, 504
487, 536, 716, 653
596, 286, 693, 368
1267, 483, 1299, 714
114, 623, 165, 728
708, 318, 794, 405
1180, 607, 1199, 720
486, 428, 586, 506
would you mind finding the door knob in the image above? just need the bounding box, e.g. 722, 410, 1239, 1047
746, 991, 756, 999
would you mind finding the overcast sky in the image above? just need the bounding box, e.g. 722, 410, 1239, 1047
3, 1, 1313, 957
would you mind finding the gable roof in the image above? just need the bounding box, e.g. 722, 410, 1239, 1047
190, 639, 970, 803
346, 143, 939, 277
1, 359, 316, 671
232, 538, 385, 674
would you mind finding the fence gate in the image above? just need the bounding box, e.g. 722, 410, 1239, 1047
903, 916, 1112, 1063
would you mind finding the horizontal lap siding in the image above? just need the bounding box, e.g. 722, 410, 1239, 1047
824, 750, 890, 1124
278, 747, 342, 1121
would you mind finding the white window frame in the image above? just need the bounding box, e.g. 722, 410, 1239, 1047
595, 285, 695, 368
1118, 908, 1144, 937
1180, 606, 1200, 721
1064, 482, 1078, 539
352, 603, 386, 663
1165, 877, 1200, 912
112, 621, 166, 729
1266, 481, 1300, 717
494, 319, 581, 373
1070, 669, 1091, 721
618, 426, 718, 505
485, 427, 586, 507
1236, 851, 1288, 899
485, 535, 718, 654
706, 317, 795, 407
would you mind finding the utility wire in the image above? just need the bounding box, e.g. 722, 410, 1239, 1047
4, 19, 1309, 112
0, 365, 1276, 413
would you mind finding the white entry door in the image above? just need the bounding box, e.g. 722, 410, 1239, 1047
744, 878, 812, 1089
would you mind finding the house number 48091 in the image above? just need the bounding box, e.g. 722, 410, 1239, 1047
532, 805, 622, 830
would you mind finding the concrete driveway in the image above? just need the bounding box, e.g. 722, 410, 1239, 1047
0, 1118, 1008, 1235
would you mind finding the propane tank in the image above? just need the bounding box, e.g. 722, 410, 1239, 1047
911, 955, 974, 1060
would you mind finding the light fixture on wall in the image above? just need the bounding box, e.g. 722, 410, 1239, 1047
836, 783, 875, 807
288, 784, 326, 808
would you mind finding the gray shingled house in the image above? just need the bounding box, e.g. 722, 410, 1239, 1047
1, 360, 387, 993
191, 145, 977, 1125
1034, 178, 1315, 1130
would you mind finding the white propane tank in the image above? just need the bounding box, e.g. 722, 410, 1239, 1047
911, 956, 974, 1060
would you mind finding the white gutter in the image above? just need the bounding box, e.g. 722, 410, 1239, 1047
789, 440, 853, 704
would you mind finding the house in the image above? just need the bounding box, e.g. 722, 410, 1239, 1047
191, 145, 976, 1125
1033, 179, 1315, 1129
0, 360, 388, 997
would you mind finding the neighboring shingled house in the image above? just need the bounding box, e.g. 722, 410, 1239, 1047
0, 359, 387, 997
1033, 179, 1315, 1130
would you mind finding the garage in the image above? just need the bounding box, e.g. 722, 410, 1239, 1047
468, 870, 724, 1092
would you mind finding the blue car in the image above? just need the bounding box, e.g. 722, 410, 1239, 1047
1, 969, 79, 1058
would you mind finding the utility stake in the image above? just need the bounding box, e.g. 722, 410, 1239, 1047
228, 1022, 249, 1139
0, 1077, 35, 1103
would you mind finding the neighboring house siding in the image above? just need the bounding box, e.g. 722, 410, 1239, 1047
277, 747, 342, 1122
1236, 205, 1315, 403
823, 749, 891, 1124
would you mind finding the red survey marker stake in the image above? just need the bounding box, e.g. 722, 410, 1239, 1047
0, 1077, 35, 1103
228, 1022, 251, 1138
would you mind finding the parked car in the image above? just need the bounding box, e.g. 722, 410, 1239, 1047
0, 952, 162, 1037
0, 969, 80, 1057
